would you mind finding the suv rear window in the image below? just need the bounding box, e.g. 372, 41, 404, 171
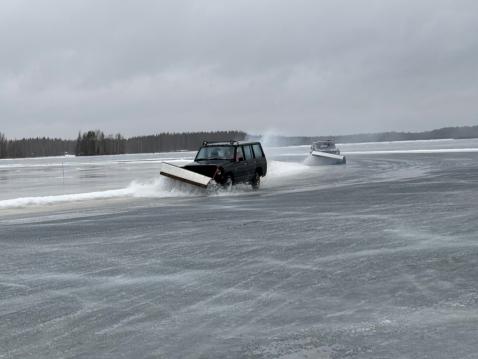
243, 145, 253, 160
252, 144, 263, 158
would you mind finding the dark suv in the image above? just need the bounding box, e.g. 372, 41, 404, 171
183, 141, 267, 189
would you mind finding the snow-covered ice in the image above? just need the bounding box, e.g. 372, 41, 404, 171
1, 139, 478, 358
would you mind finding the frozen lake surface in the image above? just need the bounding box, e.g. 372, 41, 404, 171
1, 139, 478, 358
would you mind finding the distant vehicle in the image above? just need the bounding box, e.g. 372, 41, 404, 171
309, 139, 346, 164
160, 141, 267, 190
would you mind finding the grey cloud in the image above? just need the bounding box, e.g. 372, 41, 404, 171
1, 0, 477, 138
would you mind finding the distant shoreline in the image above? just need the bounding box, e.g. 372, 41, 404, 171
1, 125, 477, 159
1, 137, 478, 161
247, 125, 478, 147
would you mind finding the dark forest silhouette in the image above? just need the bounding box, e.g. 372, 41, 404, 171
0, 130, 246, 158
75, 131, 126, 156
0, 133, 75, 159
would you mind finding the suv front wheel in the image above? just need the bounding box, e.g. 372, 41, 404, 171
223, 175, 233, 191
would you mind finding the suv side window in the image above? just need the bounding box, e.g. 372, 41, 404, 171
243, 145, 253, 160
252, 144, 263, 158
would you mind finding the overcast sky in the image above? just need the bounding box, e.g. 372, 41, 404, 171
1, 0, 477, 138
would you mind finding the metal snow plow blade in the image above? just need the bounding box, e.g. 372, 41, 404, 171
311, 151, 345, 161
160, 162, 213, 188
310, 151, 346, 164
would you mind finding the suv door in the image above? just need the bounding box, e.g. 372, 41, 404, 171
233, 146, 246, 182
241, 145, 256, 182
233, 145, 249, 182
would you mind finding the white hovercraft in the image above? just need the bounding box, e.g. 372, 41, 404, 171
309, 139, 346, 165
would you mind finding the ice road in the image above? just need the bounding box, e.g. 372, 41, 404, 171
1, 139, 478, 358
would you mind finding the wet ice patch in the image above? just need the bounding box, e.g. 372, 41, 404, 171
249, 336, 333, 359
344, 148, 478, 155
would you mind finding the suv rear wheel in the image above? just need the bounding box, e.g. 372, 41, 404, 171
251, 172, 261, 190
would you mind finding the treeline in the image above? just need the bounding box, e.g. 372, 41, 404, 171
247, 125, 478, 146
0, 130, 246, 159
0, 132, 75, 158
75, 130, 246, 155
75, 131, 126, 156
336, 125, 478, 143
126, 131, 246, 153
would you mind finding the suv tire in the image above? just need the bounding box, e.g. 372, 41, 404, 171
223, 175, 233, 191
251, 172, 261, 190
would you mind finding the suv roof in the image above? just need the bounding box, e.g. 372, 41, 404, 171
201, 140, 262, 146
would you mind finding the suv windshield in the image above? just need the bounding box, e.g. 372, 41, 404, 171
196, 145, 234, 161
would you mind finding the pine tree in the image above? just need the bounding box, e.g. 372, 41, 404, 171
0, 132, 7, 158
